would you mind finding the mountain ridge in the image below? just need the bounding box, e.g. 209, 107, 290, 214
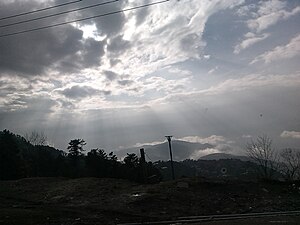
116, 140, 214, 161
200, 153, 250, 161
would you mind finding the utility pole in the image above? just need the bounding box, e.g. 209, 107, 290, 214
165, 135, 175, 180
140, 148, 147, 183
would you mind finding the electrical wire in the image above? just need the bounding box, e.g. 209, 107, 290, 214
0, 0, 83, 21
0, 0, 170, 38
0, 0, 120, 29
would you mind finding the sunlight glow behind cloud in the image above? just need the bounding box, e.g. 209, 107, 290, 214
0, 0, 299, 154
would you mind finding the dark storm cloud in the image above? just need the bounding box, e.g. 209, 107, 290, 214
0, 83, 31, 95
0, 26, 81, 75
0, 95, 59, 140
56, 37, 105, 73
57, 99, 75, 110
134, 0, 151, 26
117, 79, 134, 86
107, 35, 131, 54
0, 94, 57, 116
109, 58, 122, 66
103, 70, 135, 87
60, 85, 98, 99
70, 0, 126, 36
59, 85, 110, 99
104, 70, 118, 81
0, 1, 105, 76
81, 38, 105, 67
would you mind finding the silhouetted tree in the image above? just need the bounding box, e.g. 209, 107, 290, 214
246, 135, 279, 180
122, 153, 162, 183
145, 161, 162, 183
280, 148, 300, 181
0, 130, 24, 179
25, 130, 47, 146
122, 153, 139, 181
67, 139, 86, 157
86, 148, 109, 177
108, 152, 117, 161
32, 146, 63, 177
107, 152, 120, 178
0, 130, 161, 183
67, 139, 86, 177
54, 153, 68, 177
124, 153, 139, 168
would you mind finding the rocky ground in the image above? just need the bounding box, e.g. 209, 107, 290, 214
0, 177, 300, 225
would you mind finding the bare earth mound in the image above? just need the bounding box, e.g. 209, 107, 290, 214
0, 177, 300, 224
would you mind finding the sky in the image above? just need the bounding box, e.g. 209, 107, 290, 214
0, 0, 299, 159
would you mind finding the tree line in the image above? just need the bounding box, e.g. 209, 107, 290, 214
0, 130, 161, 182
1, 129, 299, 182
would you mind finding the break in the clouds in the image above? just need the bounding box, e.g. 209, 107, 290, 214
234, 32, 270, 54
246, 0, 300, 33
251, 33, 300, 64
234, 0, 300, 54
281, 131, 300, 139
0, 0, 300, 159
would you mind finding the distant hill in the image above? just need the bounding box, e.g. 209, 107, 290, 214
200, 153, 250, 161
155, 157, 259, 181
117, 140, 213, 161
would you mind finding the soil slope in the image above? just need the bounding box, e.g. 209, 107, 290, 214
0, 177, 300, 225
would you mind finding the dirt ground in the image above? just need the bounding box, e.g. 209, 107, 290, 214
0, 177, 300, 225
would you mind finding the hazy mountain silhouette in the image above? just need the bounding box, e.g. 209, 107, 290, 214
200, 153, 250, 161
117, 140, 214, 161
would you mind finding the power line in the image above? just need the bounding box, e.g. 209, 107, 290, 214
145, 152, 153, 162
0, 0, 120, 29
0, 0, 83, 21
0, 0, 170, 38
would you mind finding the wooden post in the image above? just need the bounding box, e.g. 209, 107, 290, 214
140, 148, 147, 183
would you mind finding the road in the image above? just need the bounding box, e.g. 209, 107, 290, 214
118, 211, 300, 225
187, 216, 300, 225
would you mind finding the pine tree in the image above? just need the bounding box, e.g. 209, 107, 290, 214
67, 139, 86, 157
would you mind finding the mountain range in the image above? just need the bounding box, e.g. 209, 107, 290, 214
200, 153, 249, 161
116, 140, 214, 161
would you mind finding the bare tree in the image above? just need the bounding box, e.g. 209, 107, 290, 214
280, 148, 300, 181
25, 130, 47, 146
246, 135, 279, 180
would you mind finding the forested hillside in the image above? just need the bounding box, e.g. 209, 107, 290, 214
0, 130, 161, 183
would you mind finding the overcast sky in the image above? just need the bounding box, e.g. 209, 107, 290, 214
0, 0, 299, 159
